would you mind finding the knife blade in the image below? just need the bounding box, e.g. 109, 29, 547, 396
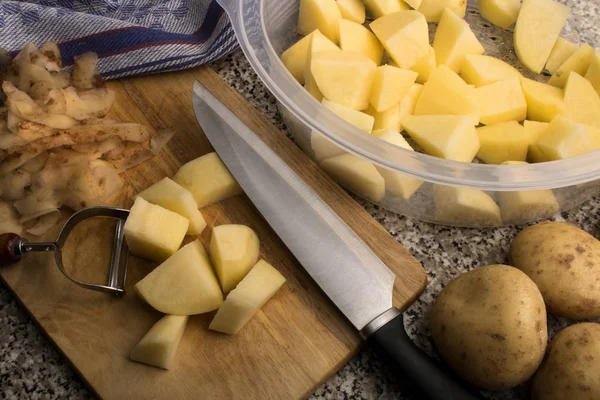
192, 81, 483, 400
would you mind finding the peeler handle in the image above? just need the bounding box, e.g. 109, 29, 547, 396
0, 233, 23, 266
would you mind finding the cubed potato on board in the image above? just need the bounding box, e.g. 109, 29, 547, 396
129, 315, 188, 369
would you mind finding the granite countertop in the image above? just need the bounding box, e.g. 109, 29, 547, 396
2, 41, 600, 400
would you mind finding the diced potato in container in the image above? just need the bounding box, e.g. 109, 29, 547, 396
474, 78, 527, 125
370, 10, 429, 69
497, 161, 559, 223
410, 46, 436, 83
129, 315, 188, 369
477, 0, 520, 29
419, 0, 467, 22
403, 115, 480, 162
297, 0, 342, 43
305, 74, 324, 101
374, 130, 423, 199
320, 153, 386, 201
531, 116, 599, 161
545, 38, 578, 75
137, 177, 206, 236
398, 83, 423, 130
547, 43, 594, 88
173, 152, 243, 209
281, 32, 315, 84
476, 121, 531, 164
460, 55, 521, 87
303, 31, 341, 95
523, 120, 550, 162
585, 50, 600, 96
366, 103, 403, 132
520, 78, 564, 123
124, 197, 188, 262
561, 72, 600, 127
134, 240, 224, 314
513, 0, 569, 73
209, 260, 286, 335
336, 0, 366, 23
311, 50, 377, 110
370, 65, 418, 112
311, 131, 345, 161
338, 19, 383, 65
364, 0, 409, 18
404, 0, 422, 10
434, 186, 502, 226
433, 8, 484, 73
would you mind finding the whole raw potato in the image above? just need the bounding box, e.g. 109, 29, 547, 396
510, 222, 600, 319
431, 264, 548, 389
531, 323, 600, 400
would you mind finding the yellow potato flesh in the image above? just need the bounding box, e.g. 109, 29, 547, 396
460, 54, 521, 87
338, 19, 383, 65
305, 74, 324, 101
370, 10, 429, 69
534, 116, 598, 161
297, 0, 342, 43
129, 315, 188, 370
475, 78, 527, 125
209, 260, 286, 334
134, 240, 224, 315
419, 0, 467, 22
320, 153, 385, 201
210, 224, 261, 294
476, 121, 530, 164
303, 30, 341, 93
374, 130, 422, 199
364, 0, 409, 18
137, 177, 206, 235
520, 77, 564, 122
280, 32, 314, 84
561, 72, 600, 127
398, 83, 423, 130
403, 114, 480, 162
513, 0, 569, 73
547, 43, 594, 88
478, 0, 520, 29
523, 120, 550, 162
366, 103, 403, 132
433, 8, 484, 73
173, 152, 243, 209
545, 37, 578, 74
336, 0, 366, 23
434, 186, 502, 226
410, 46, 436, 83
370, 65, 417, 111
585, 50, 600, 96
404, 0, 422, 10
123, 197, 189, 262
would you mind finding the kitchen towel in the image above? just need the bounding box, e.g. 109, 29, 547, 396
0, 0, 239, 79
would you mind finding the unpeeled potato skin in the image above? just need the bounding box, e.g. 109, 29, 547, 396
431, 264, 547, 390
510, 222, 600, 320
531, 323, 600, 400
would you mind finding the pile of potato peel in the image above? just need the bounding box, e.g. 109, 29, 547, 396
0, 42, 173, 236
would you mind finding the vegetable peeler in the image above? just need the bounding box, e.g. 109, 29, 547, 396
0, 206, 130, 296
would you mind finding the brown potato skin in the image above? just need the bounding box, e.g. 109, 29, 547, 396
531, 323, 600, 400
431, 264, 547, 390
510, 222, 600, 319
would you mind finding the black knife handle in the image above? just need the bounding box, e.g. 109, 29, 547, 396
366, 310, 484, 400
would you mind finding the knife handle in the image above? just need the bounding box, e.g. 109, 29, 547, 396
0, 233, 22, 266
366, 309, 484, 400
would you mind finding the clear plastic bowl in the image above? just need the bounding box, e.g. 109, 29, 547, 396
217, 0, 600, 227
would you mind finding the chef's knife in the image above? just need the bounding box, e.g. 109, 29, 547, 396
192, 82, 483, 400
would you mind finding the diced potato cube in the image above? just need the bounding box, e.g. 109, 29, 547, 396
474, 78, 527, 125
370, 65, 418, 111
129, 315, 188, 369
320, 153, 386, 201
323, 99, 375, 132
364, 0, 409, 18
209, 260, 286, 334
477, 0, 520, 29
434, 186, 502, 226
173, 152, 243, 209
561, 72, 600, 127
281, 32, 315, 84
513, 0, 569, 73
547, 43, 594, 88
297, 0, 342, 43
410, 46, 436, 83
533, 116, 598, 161
403, 115, 480, 162
305, 74, 324, 101
374, 130, 423, 199
520, 78, 564, 122
433, 8, 484, 73
137, 177, 206, 235
336, 0, 366, 23
497, 161, 559, 223
366, 103, 402, 132
414, 65, 479, 125
476, 121, 530, 164
461, 54, 521, 87
370, 11, 429, 69
404, 0, 422, 9
311, 131, 344, 161
585, 50, 600, 96
134, 240, 224, 314
210, 224, 261, 294
398, 83, 423, 130
124, 197, 188, 262
545, 37, 578, 74
311, 50, 376, 110
304, 30, 341, 92
419, 0, 467, 22
339, 19, 383, 65
524, 120, 550, 162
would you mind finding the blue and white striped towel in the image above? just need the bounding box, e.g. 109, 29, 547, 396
0, 0, 239, 79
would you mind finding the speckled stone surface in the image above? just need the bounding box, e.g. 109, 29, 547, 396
2, 3, 600, 398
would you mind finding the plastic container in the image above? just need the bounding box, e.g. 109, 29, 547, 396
217, 0, 600, 227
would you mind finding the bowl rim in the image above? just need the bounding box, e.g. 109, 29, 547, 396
223, 0, 600, 191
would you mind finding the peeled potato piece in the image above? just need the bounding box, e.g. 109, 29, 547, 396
477, 0, 520, 29
364, 0, 409, 18
461, 55, 521, 87
545, 37, 578, 74
585, 50, 600, 96
338, 19, 383, 66
419, 0, 467, 22
374, 130, 422, 199
521, 78, 564, 123
129, 315, 188, 370
434, 186, 502, 226
320, 153, 385, 202
297, 0, 342, 43
433, 8, 484, 73
476, 121, 531, 164
336, 0, 366, 23
281, 32, 315, 84
547, 43, 595, 88
531, 116, 599, 161
561, 72, 600, 127
474, 78, 527, 125
370, 65, 417, 112
410, 46, 436, 83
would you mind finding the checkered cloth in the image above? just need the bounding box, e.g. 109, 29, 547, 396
0, 0, 239, 79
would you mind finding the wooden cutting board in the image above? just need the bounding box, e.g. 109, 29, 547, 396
0, 66, 427, 400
